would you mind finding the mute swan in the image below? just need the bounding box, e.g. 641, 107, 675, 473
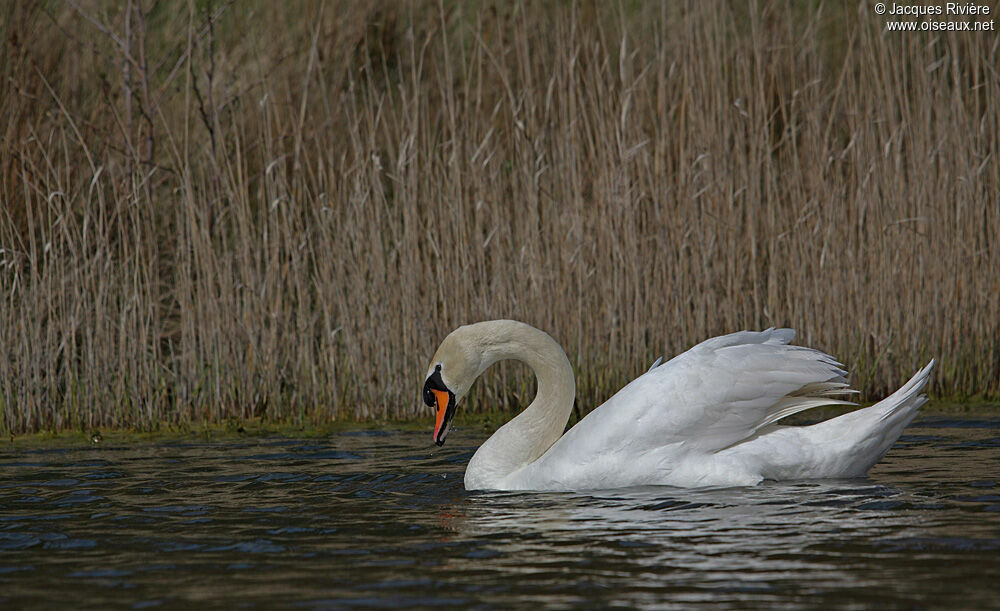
423, 320, 934, 491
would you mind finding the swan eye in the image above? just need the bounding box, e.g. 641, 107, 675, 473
423, 364, 447, 406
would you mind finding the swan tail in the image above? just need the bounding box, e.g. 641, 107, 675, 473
725, 360, 935, 480
852, 359, 935, 465
807, 359, 934, 477
875, 358, 935, 423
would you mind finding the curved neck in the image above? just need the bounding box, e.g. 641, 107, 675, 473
463, 321, 576, 489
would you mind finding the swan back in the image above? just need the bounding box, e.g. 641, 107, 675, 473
500, 328, 857, 489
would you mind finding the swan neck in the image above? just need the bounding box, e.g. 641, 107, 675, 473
464, 321, 576, 488
480, 336, 573, 407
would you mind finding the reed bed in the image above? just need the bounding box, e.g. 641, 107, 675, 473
1, 1, 997, 434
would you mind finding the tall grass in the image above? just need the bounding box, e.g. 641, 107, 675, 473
1, 1, 997, 434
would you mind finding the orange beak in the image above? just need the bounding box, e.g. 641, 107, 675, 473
432, 389, 451, 443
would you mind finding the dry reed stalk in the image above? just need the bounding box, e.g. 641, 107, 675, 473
0, 1, 997, 434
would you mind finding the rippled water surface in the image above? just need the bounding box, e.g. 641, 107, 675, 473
2, 413, 999, 608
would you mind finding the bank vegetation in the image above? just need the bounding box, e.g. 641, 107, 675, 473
1, 1, 997, 434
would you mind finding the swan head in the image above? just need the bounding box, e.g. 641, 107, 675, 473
423, 325, 485, 446
423, 364, 457, 446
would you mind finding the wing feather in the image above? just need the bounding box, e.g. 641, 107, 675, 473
556, 328, 855, 456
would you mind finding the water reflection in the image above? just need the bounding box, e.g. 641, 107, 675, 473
440, 481, 919, 593
453, 480, 919, 540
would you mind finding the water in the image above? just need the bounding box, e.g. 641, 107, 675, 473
1, 414, 998, 608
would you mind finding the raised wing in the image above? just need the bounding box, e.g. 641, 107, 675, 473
559, 328, 855, 455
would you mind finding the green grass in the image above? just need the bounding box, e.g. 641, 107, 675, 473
6, 400, 998, 450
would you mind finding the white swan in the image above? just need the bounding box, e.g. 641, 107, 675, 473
423, 320, 934, 491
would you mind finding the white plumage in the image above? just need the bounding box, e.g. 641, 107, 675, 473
423, 320, 933, 491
